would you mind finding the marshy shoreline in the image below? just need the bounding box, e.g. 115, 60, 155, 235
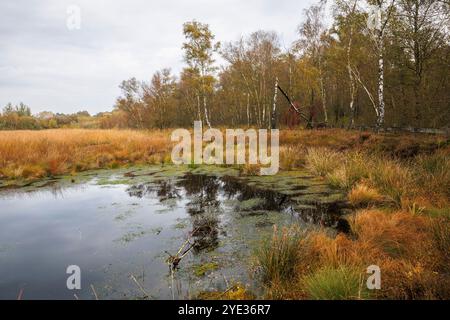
0, 128, 448, 300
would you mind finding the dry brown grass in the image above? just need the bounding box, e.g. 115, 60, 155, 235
305, 147, 449, 209
1, 128, 446, 181
280, 129, 447, 158
348, 183, 384, 208
258, 209, 450, 299
0, 129, 173, 180
348, 210, 449, 299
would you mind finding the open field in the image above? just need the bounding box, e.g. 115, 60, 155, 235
0, 129, 173, 180
0, 128, 447, 181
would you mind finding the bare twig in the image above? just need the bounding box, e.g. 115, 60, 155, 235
130, 274, 153, 299
90, 284, 99, 300
17, 288, 24, 300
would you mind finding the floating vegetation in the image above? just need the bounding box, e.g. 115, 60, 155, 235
238, 198, 266, 211
196, 284, 254, 300
0, 164, 352, 299
115, 225, 162, 244
193, 262, 219, 277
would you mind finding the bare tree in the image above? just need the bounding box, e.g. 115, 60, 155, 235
296, 1, 329, 125
396, 0, 449, 122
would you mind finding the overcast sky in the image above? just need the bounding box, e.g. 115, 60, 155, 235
0, 0, 318, 114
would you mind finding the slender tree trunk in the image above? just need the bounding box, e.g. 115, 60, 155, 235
318, 54, 328, 125
376, 34, 385, 130
346, 2, 357, 129
246, 92, 250, 127
271, 77, 279, 129
203, 95, 211, 128
197, 94, 202, 123
413, 0, 421, 123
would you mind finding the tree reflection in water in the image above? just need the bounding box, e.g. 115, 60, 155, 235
126, 173, 350, 253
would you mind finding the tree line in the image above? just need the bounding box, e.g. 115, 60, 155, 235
0, 102, 95, 130
2, 0, 449, 130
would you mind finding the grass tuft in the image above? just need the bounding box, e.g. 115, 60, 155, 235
348, 183, 384, 207
303, 265, 370, 300
255, 226, 306, 284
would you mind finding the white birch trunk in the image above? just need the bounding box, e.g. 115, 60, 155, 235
197, 94, 202, 123
376, 32, 385, 129
271, 77, 279, 129
347, 48, 356, 128
203, 95, 211, 128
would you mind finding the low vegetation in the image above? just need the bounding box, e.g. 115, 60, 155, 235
1, 128, 446, 182
256, 209, 449, 299
0, 128, 448, 299
255, 137, 449, 300
304, 147, 449, 209
0, 129, 173, 181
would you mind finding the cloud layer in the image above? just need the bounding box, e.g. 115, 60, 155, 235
0, 0, 315, 114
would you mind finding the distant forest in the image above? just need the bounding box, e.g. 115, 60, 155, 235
1, 0, 449, 130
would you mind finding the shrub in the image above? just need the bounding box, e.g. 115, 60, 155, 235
279, 146, 305, 170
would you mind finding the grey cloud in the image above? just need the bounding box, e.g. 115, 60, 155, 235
0, 0, 315, 114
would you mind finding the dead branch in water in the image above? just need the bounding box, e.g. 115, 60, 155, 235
17, 288, 24, 300
90, 284, 99, 300
130, 274, 154, 299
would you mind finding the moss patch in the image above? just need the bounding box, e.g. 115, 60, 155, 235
238, 198, 266, 211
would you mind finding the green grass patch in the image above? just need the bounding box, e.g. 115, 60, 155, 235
303, 266, 370, 300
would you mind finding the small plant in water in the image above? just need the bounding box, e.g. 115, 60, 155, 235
255, 226, 306, 284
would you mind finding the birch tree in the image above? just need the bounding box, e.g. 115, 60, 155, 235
182, 21, 220, 128
366, 0, 396, 129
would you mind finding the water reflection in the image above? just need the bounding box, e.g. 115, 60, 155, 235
126, 173, 348, 232
0, 170, 348, 299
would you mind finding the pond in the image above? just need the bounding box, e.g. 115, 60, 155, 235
0, 165, 349, 299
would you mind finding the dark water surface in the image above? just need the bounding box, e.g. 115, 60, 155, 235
0, 166, 348, 299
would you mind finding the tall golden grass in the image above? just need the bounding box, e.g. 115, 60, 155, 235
1, 128, 446, 181
255, 134, 449, 300
305, 147, 449, 209
0, 129, 173, 179
257, 210, 450, 299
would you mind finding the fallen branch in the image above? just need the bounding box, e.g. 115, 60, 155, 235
277, 85, 310, 123
165, 227, 202, 271
130, 274, 153, 299
90, 284, 99, 300
17, 288, 24, 300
